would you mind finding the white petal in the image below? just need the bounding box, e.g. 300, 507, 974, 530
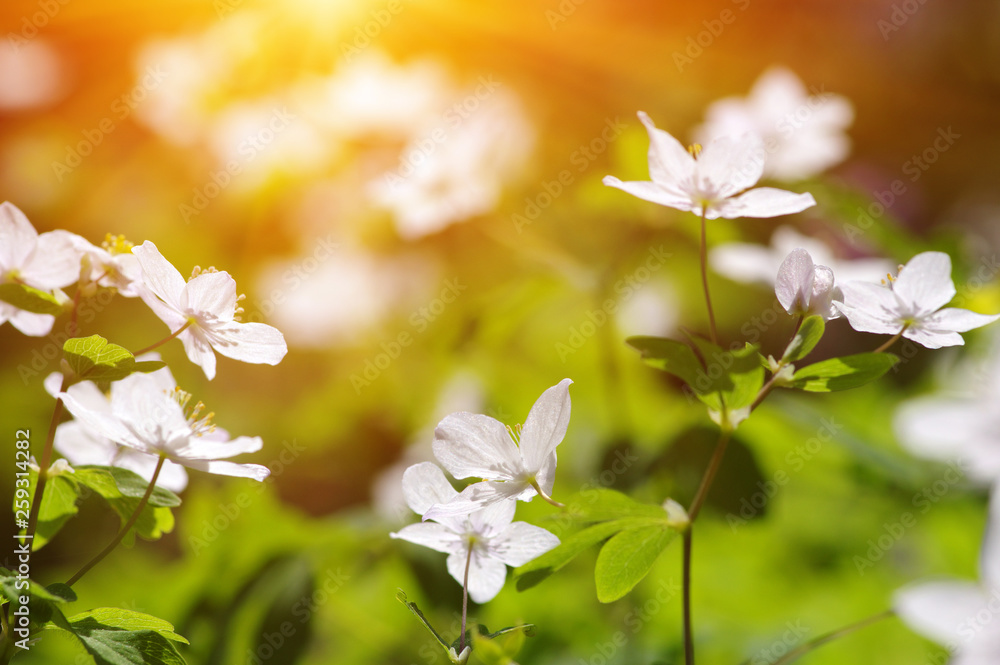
60, 391, 150, 453
697, 134, 765, 198
519, 379, 573, 473
432, 412, 524, 481
923, 308, 1000, 334
391, 522, 464, 554
132, 241, 187, 308
422, 480, 528, 522
893, 398, 998, 481
601, 177, 694, 211
115, 452, 189, 493
894, 252, 956, 312
179, 328, 218, 380
981, 489, 1000, 588
210, 321, 288, 366
835, 281, 902, 335
636, 111, 695, 189
182, 271, 237, 320
0, 201, 38, 269
135, 284, 188, 330
722, 187, 816, 219
401, 462, 459, 516
54, 421, 117, 465
775, 248, 815, 314
903, 326, 965, 350
176, 435, 263, 461
467, 498, 517, 537
448, 550, 508, 604
181, 459, 270, 481
1, 304, 55, 336
809, 265, 840, 319
22, 230, 82, 290
894, 580, 988, 647
488, 522, 560, 567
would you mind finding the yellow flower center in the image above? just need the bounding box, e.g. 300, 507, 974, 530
102, 233, 134, 255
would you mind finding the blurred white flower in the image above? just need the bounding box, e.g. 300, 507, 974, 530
836, 252, 1000, 349
604, 112, 815, 220
895, 488, 1000, 664
369, 89, 535, 239
0, 39, 66, 110
45, 366, 189, 493
69, 234, 144, 298
775, 248, 841, 320
390, 462, 559, 603
614, 277, 680, 339
694, 66, 854, 181
60, 371, 270, 481
0, 201, 80, 336
132, 241, 288, 380
711, 226, 892, 286
424, 379, 573, 521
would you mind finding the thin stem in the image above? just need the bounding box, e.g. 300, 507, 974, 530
25, 374, 71, 546
132, 320, 192, 356
873, 328, 906, 354
753, 609, 894, 665
682, 531, 694, 665
687, 430, 731, 523
66, 455, 166, 587
698, 212, 718, 345
530, 480, 565, 508
459, 545, 473, 654
750, 316, 805, 413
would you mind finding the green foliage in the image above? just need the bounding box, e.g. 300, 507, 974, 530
788, 353, 900, 392
62, 335, 137, 383
0, 283, 64, 315
73, 466, 180, 545
62, 609, 188, 665
16, 467, 80, 550
782, 316, 825, 363
594, 524, 678, 603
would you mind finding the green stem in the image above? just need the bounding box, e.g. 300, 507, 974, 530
682, 531, 694, 665
25, 374, 71, 547
459, 545, 473, 654
746, 609, 894, 665
132, 320, 192, 356
873, 328, 906, 354
687, 430, 731, 523
530, 480, 565, 508
66, 455, 166, 587
698, 212, 718, 345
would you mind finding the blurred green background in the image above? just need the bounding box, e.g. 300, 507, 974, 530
3, 0, 1000, 663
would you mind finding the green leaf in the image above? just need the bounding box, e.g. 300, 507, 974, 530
73, 466, 179, 543
514, 518, 665, 591
626, 336, 705, 389
132, 361, 168, 374
63, 335, 136, 382
66, 609, 188, 645
789, 353, 900, 392
0, 571, 74, 628
562, 488, 669, 522
782, 316, 825, 363
594, 525, 678, 603
16, 467, 83, 549
0, 283, 65, 315
396, 590, 452, 652
66, 611, 188, 665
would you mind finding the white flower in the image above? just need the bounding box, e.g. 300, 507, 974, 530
835, 252, 1000, 349
132, 240, 288, 379
390, 462, 559, 603
69, 233, 144, 298
0, 201, 81, 336
602, 112, 816, 220
694, 66, 854, 181
775, 248, 842, 320
59, 371, 270, 481
45, 366, 189, 493
894, 488, 1000, 664
423, 379, 572, 521
710, 225, 892, 287
893, 340, 1000, 485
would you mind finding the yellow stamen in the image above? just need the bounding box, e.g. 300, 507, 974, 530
101, 233, 134, 255
687, 143, 703, 158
